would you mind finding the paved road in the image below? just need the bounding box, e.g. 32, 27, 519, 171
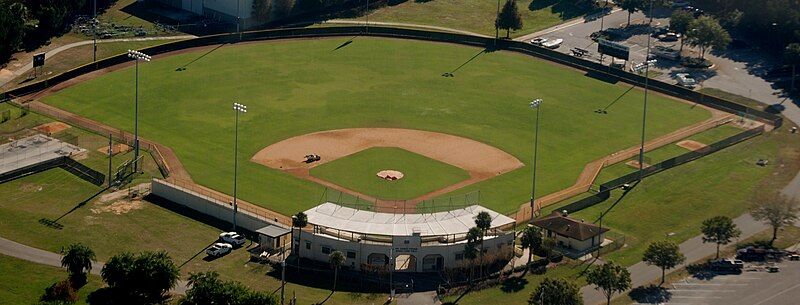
0, 35, 195, 88
661, 259, 800, 305
581, 214, 768, 305
0, 236, 188, 294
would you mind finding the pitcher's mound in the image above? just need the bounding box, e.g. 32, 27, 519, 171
377, 170, 404, 181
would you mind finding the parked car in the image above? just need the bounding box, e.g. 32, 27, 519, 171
709, 259, 744, 272
651, 26, 669, 38
530, 37, 548, 46
658, 32, 681, 42
206, 243, 233, 257
672, 0, 690, 8
542, 38, 563, 49
652, 46, 681, 61
219, 232, 246, 246
676, 73, 697, 88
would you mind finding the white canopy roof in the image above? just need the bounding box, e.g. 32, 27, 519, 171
304, 202, 515, 237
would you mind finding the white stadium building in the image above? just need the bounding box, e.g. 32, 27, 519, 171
293, 202, 516, 273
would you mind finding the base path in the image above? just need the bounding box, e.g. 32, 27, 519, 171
252, 128, 524, 209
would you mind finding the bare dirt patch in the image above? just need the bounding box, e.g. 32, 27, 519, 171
33, 122, 70, 135
92, 183, 150, 215
91, 200, 144, 215
676, 140, 708, 152
96, 143, 132, 156
252, 128, 524, 202
625, 160, 649, 169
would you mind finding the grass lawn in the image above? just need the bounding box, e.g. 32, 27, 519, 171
442, 121, 799, 305
42, 37, 711, 216
569, 124, 800, 267
310, 147, 470, 199
439, 261, 590, 305
0, 169, 378, 305
8, 40, 182, 88
0, 255, 102, 305
357, 0, 598, 37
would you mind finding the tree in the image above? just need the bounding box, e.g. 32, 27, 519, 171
642, 240, 685, 285
495, 0, 523, 38
61, 243, 96, 285
685, 16, 731, 59
586, 262, 631, 305
98, 251, 180, 304
41, 279, 79, 304
0, 2, 28, 62
784, 43, 800, 91
252, 0, 271, 22
541, 236, 556, 260
474, 211, 492, 277
670, 10, 695, 53
618, 0, 644, 26
292, 211, 308, 272
328, 250, 346, 293
751, 194, 799, 246
520, 226, 543, 268
701, 216, 741, 259
464, 227, 482, 283
529, 277, 583, 305
180, 271, 279, 305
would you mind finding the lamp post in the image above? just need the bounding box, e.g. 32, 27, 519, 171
127, 50, 151, 172
92, 0, 97, 62
365, 0, 370, 33
232, 102, 247, 231
280, 259, 286, 304
495, 0, 501, 48
529, 99, 543, 217
638, 0, 654, 181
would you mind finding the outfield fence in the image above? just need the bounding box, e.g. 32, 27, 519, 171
1, 26, 781, 129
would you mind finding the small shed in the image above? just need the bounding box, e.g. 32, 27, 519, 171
256, 224, 291, 253
531, 211, 609, 253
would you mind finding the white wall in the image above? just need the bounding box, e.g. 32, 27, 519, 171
294, 229, 514, 272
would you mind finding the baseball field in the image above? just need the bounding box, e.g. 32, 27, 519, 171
41, 36, 713, 215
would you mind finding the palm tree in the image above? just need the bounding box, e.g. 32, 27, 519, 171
520, 226, 543, 269
465, 227, 482, 282
474, 211, 492, 278
328, 251, 346, 293
292, 212, 308, 272
61, 243, 95, 285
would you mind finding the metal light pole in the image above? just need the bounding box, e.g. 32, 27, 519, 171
599, 0, 608, 32
365, 0, 370, 33
280, 259, 286, 304
638, 0, 654, 181
232, 102, 247, 231
237, 0, 241, 40
495, 0, 501, 48
529, 99, 543, 217
92, 0, 97, 62
127, 50, 151, 172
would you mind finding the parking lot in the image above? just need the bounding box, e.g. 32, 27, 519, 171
652, 259, 800, 305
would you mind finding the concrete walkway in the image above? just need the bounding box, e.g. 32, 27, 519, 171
397, 291, 440, 305
0, 236, 188, 294
0, 35, 195, 88
580, 214, 768, 305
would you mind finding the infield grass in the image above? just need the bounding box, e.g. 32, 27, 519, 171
310, 147, 470, 199
42, 37, 711, 215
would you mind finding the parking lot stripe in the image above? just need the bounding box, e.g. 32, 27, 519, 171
752, 283, 800, 305
671, 296, 723, 299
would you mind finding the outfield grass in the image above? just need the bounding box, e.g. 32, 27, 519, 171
310, 147, 470, 199
42, 37, 711, 215
358, 0, 597, 37
0, 255, 102, 305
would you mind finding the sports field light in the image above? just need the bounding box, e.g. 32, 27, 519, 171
529, 99, 543, 217
127, 49, 151, 172
231, 102, 247, 231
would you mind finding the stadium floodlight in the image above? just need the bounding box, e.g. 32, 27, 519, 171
529, 99, 543, 217
127, 50, 151, 172
231, 102, 247, 231
638, 0, 655, 181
